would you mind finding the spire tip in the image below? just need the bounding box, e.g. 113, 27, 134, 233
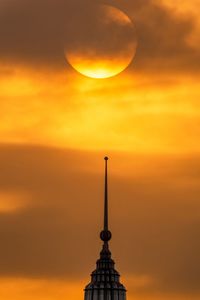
104, 156, 109, 161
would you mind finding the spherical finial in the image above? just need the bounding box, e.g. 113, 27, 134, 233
100, 230, 112, 242
104, 156, 109, 161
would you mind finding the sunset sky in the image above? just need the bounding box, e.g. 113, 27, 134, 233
0, 0, 200, 300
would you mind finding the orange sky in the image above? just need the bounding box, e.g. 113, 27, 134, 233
0, 0, 200, 300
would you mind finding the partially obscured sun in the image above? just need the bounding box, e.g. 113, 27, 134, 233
65, 5, 137, 79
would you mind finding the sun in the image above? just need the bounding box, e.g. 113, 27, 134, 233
65, 5, 137, 79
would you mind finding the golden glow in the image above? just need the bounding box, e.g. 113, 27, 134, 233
0, 67, 200, 154
0, 278, 84, 300
0, 278, 199, 300
67, 57, 134, 79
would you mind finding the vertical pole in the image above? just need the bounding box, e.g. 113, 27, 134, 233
104, 157, 109, 231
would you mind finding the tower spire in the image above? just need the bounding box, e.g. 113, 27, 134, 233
100, 157, 112, 243
84, 157, 126, 300
104, 156, 108, 231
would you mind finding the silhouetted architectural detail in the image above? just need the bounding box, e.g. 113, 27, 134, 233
84, 157, 126, 300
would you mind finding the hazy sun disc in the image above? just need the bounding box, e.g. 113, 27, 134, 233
65, 5, 137, 79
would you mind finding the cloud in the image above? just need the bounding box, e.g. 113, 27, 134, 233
0, 0, 199, 73
0, 143, 199, 295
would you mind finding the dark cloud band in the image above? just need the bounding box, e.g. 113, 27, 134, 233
0, 0, 199, 73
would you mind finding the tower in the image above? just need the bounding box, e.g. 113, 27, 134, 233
84, 157, 126, 300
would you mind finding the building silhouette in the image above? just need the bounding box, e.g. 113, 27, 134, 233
84, 157, 126, 300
